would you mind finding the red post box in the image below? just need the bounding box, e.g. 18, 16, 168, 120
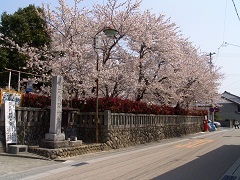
203, 119, 208, 132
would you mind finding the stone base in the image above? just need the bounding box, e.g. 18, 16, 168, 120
45, 133, 65, 141
39, 140, 83, 149
8, 145, 28, 154
29, 143, 107, 159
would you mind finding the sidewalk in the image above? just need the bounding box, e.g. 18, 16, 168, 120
0, 152, 59, 176
0, 128, 239, 180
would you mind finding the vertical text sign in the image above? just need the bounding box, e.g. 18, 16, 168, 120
5, 101, 17, 144
56, 76, 63, 134
49, 75, 63, 135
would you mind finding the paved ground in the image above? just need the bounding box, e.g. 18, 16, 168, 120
0, 143, 155, 179
0, 153, 59, 176
0, 128, 240, 180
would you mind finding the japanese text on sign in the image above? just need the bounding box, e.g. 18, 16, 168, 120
5, 101, 17, 144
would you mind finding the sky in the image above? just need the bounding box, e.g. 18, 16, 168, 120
1, 0, 240, 96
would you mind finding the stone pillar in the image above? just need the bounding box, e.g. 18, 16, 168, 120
104, 110, 111, 130
45, 76, 65, 141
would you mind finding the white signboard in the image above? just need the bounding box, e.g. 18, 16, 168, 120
5, 101, 17, 144
0, 90, 22, 107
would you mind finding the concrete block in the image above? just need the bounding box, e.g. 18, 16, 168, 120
8, 145, 28, 154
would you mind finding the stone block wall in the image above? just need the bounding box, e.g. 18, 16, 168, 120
75, 111, 203, 144
0, 107, 203, 155
28, 143, 111, 159
17, 122, 50, 145
0, 107, 50, 150
102, 122, 202, 149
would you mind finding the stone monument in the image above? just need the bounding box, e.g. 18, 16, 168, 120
45, 75, 65, 141
40, 76, 82, 149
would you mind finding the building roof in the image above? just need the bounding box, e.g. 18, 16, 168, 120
221, 91, 240, 105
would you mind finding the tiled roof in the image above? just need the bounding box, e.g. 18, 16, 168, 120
221, 91, 240, 105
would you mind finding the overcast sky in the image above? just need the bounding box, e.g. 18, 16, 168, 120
1, 0, 240, 96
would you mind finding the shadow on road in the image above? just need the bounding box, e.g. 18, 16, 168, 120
153, 145, 240, 180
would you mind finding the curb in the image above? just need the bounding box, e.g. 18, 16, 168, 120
0, 152, 52, 161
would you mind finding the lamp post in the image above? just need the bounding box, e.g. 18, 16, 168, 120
93, 27, 118, 143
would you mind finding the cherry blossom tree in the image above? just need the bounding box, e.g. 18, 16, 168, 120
171, 40, 223, 108
0, 0, 223, 108
39, 0, 94, 99
90, 0, 142, 99
123, 10, 186, 104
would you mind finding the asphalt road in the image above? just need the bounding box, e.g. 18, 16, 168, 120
0, 127, 239, 180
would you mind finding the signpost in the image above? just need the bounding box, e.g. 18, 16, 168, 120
4, 101, 17, 152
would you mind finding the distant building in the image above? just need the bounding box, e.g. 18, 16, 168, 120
217, 91, 240, 124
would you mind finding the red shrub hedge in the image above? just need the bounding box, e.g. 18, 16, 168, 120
22, 93, 51, 108
21, 94, 207, 116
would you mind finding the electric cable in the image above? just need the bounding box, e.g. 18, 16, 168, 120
232, 0, 240, 22
223, 0, 228, 42
215, 0, 228, 64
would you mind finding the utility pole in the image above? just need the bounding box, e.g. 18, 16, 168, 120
206, 52, 216, 127
207, 52, 216, 71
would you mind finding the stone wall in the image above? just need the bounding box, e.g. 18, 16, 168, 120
102, 121, 202, 149
0, 107, 203, 157
17, 122, 50, 145
28, 143, 111, 159
74, 111, 203, 145
0, 107, 50, 150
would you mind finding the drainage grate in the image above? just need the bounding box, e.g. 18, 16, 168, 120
72, 162, 88, 167
220, 175, 238, 180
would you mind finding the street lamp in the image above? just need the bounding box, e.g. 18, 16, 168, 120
93, 27, 118, 143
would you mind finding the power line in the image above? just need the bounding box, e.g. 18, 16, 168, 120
223, 0, 228, 42
225, 42, 240, 48
226, 74, 240, 76
215, 41, 240, 64
222, 79, 240, 88
216, 0, 228, 64
232, 0, 240, 22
